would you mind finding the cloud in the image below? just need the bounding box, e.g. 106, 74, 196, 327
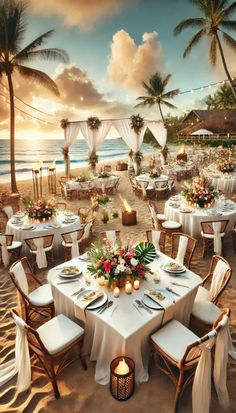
29, 0, 135, 31
107, 30, 163, 94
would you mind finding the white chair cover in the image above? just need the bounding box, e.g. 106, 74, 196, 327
0, 235, 10, 267
213, 314, 230, 409
209, 260, 230, 301
212, 221, 222, 255
192, 332, 216, 413
82, 221, 93, 240
33, 238, 47, 269
70, 231, 80, 258
151, 230, 161, 251
0, 312, 31, 393
3, 206, 13, 219
149, 205, 158, 230
10, 261, 29, 295
175, 235, 188, 265
105, 231, 117, 243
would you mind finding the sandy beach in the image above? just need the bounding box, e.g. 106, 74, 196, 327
1, 156, 236, 413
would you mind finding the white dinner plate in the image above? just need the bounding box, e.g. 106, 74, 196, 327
142, 289, 172, 309
77, 289, 107, 310
62, 218, 77, 223
59, 267, 82, 278
162, 263, 186, 274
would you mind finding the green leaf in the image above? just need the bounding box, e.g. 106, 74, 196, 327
135, 242, 156, 264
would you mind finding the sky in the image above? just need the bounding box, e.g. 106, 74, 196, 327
0, 0, 236, 140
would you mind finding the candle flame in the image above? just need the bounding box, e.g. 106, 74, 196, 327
49, 159, 56, 170
33, 160, 42, 172
178, 144, 186, 154
119, 195, 132, 212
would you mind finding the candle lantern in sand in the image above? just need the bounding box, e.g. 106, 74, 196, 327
110, 356, 135, 401
120, 196, 137, 226
48, 160, 57, 194
32, 161, 43, 202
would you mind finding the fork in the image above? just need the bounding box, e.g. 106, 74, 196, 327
135, 299, 153, 314
166, 287, 180, 297
70, 287, 85, 296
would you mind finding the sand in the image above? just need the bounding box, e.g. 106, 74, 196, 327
0, 156, 236, 413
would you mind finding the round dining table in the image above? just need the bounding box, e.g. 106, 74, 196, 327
6, 212, 81, 256
164, 197, 236, 237
136, 174, 169, 188
204, 172, 236, 193
47, 252, 201, 385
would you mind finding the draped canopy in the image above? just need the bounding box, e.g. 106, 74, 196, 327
62, 117, 167, 176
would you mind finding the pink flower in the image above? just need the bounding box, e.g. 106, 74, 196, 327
103, 260, 111, 273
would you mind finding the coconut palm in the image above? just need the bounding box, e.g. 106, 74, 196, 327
174, 0, 236, 100
0, 0, 69, 193
135, 72, 180, 123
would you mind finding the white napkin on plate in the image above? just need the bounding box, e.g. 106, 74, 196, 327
144, 289, 171, 309
74, 290, 103, 323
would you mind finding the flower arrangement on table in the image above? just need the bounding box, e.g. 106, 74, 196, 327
182, 176, 218, 208
87, 240, 156, 287
97, 170, 110, 178
90, 193, 111, 211
149, 167, 162, 178
218, 160, 235, 173
75, 174, 91, 182
22, 197, 55, 220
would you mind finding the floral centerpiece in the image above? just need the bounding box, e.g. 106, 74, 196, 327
97, 170, 110, 178
22, 197, 55, 220
218, 160, 235, 173
182, 176, 218, 208
87, 240, 156, 287
75, 174, 90, 182
149, 167, 162, 178
130, 114, 144, 134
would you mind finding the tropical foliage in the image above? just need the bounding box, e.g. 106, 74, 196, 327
0, 0, 69, 192
174, 0, 236, 99
205, 84, 236, 109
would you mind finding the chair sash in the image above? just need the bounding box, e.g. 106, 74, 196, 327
33, 238, 47, 269
11, 261, 29, 295
0, 313, 31, 393
212, 221, 222, 255
0, 235, 10, 267
70, 231, 79, 258
192, 333, 216, 413
209, 260, 230, 301
3, 206, 13, 219
139, 181, 147, 197
175, 235, 188, 265
106, 231, 117, 243
82, 221, 92, 240
151, 230, 161, 251
149, 205, 158, 230
213, 315, 230, 409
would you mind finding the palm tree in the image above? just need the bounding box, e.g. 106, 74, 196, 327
0, 0, 69, 193
214, 83, 236, 108
174, 0, 236, 100
135, 72, 180, 123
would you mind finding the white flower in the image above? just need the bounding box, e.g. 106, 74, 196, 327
130, 258, 139, 266
119, 257, 125, 265
117, 264, 125, 272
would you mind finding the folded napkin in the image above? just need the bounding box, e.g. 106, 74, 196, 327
144, 289, 171, 309
47, 223, 61, 229
74, 290, 103, 323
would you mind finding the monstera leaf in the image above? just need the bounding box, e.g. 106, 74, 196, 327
135, 242, 156, 264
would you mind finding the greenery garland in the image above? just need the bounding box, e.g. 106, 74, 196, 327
60, 118, 69, 129
87, 116, 101, 130
130, 114, 144, 134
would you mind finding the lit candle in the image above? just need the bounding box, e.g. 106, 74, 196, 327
113, 287, 120, 298
114, 359, 129, 375
98, 276, 105, 286
125, 281, 132, 294
133, 280, 140, 290
153, 273, 160, 283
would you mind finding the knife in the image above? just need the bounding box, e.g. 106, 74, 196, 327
57, 280, 79, 285
171, 282, 190, 288
166, 287, 181, 296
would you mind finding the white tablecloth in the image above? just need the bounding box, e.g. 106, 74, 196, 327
136, 174, 169, 189
207, 174, 236, 193
6, 212, 81, 256
164, 199, 236, 237
47, 253, 201, 385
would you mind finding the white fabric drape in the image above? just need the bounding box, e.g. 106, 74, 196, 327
33, 238, 47, 269
214, 315, 230, 409
79, 120, 112, 154
210, 260, 230, 301
3, 206, 13, 219
175, 235, 188, 265
63, 122, 81, 176
0, 235, 10, 267
0, 313, 31, 393
70, 231, 79, 258
105, 231, 117, 243
149, 204, 158, 230
151, 230, 161, 251
146, 121, 167, 149
192, 333, 216, 413
112, 119, 147, 152
10, 261, 29, 295
212, 221, 222, 255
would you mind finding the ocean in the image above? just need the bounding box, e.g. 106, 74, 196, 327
0, 138, 154, 183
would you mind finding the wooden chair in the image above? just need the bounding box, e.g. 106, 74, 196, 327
2, 205, 14, 219
148, 201, 182, 236
167, 177, 175, 192
154, 180, 169, 199
78, 207, 92, 224
54, 202, 67, 211
60, 182, 76, 200
200, 220, 229, 258
150, 308, 230, 413
146, 229, 166, 253
11, 309, 86, 399
171, 233, 196, 269
231, 221, 236, 253
99, 230, 120, 244
190, 255, 232, 332
0, 234, 22, 266
9, 257, 54, 325
25, 234, 54, 271
136, 180, 149, 198
79, 220, 94, 250
61, 228, 84, 261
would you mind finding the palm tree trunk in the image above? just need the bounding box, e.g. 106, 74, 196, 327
7, 73, 18, 193
158, 102, 165, 123
215, 32, 236, 100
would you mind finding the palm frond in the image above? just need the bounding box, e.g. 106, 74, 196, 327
15, 65, 60, 96
222, 31, 236, 50
210, 36, 217, 65
135, 97, 155, 108
183, 28, 207, 58
13, 30, 55, 60
223, 1, 236, 18
220, 19, 236, 31
162, 89, 180, 99
142, 81, 155, 95
15, 48, 69, 64
174, 17, 206, 35
0, 0, 26, 56
161, 100, 177, 109
162, 74, 171, 89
